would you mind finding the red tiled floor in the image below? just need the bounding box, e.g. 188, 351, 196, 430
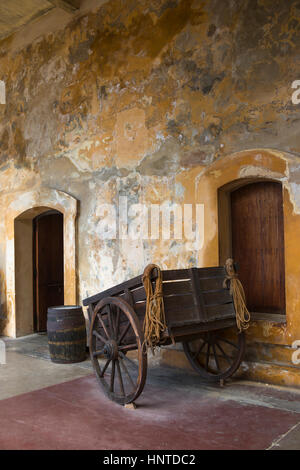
0, 374, 299, 450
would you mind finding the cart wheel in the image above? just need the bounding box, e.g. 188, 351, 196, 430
89, 296, 147, 405
182, 328, 245, 383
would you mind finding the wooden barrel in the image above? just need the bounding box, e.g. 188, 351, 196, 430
47, 306, 87, 364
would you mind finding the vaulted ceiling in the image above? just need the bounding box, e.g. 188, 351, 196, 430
0, 0, 80, 40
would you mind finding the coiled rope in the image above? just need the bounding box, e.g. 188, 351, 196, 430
142, 264, 166, 352
223, 258, 251, 332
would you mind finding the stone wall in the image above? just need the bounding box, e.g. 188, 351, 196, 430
0, 0, 300, 385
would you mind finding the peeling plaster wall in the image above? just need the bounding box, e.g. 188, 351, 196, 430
0, 0, 300, 385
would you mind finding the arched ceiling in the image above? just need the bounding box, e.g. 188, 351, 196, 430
0, 0, 79, 40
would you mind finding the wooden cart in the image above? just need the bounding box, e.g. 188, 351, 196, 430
83, 263, 246, 405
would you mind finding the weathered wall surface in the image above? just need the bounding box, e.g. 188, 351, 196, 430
0, 0, 300, 385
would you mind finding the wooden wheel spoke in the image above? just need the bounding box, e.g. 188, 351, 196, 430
205, 343, 210, 371
100, 358, 111, 377
107, 305, 116, 339
215, 342, 232, 365
116, 360, 125, 396
97, 313, 110, 339
115, 307, 120, 338
183, 330, 245, 383
117, 321, 131, 345
110, 360, 115, 392
111, 307, 119, 339
212, 343, 220, 371
92, 347, 105, 357
192, 340, 206, 359
93, 330, 107, 344
90, 297, 147, 405
119, 350, 137, 369
119, 356, 135, 389
119, 343, 138, 352
216, 336, 238, 349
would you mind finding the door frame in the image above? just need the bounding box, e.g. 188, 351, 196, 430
218, 176, 286, 318
4, 188, 77, 338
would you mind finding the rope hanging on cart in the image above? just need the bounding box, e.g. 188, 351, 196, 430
223, 258, 251, 332
142, 264, 167, 353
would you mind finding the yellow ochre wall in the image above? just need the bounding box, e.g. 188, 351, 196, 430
162, 149, 300, 387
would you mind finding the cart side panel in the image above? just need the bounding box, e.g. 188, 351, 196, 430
82, 275, 143, 307
122, 274, 199, 329
160, 267, 236, 328
163, 291, 199, 326
84, 264, 237, 340
160, 269, 201, 328
197, 266, 236, 322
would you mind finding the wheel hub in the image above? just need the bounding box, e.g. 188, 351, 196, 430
103, 340, 118, 360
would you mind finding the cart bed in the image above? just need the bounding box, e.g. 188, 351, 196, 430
83, 266, 236, 331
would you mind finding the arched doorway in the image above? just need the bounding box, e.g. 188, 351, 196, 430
218, 179, 286, 316
2, 187, 77, 338
15, 207, 64, 336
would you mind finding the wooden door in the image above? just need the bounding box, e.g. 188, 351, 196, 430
231, 182, 285, 314
33, 211, 64, 332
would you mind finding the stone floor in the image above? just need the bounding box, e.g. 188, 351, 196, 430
0, 334, 91, 400
0, 334, 299, 450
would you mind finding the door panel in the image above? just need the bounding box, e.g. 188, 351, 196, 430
33, 212, 64, 331
231, 182, 285, 314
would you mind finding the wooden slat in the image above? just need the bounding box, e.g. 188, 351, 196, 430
163, 293, 194, 312
203, 289, 232, 306
161, 269, 191, 281
167, 317, 237, 340
205, 302, 235, 322
199, 277, 225, 291
87, 305, 93, 322
164, 291, 201, 327
83, 274, 143, 306
130, 282, 193, 301
162, 280, 192, 296
83, 269, 165, 307
197, 266, 226, 279
165, 307, 199, 328
124, 288, 134, 306
84, 268, 193, 306
189, 267, 206, 320
89, 292, 126, 312
131, 286, 146, 303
